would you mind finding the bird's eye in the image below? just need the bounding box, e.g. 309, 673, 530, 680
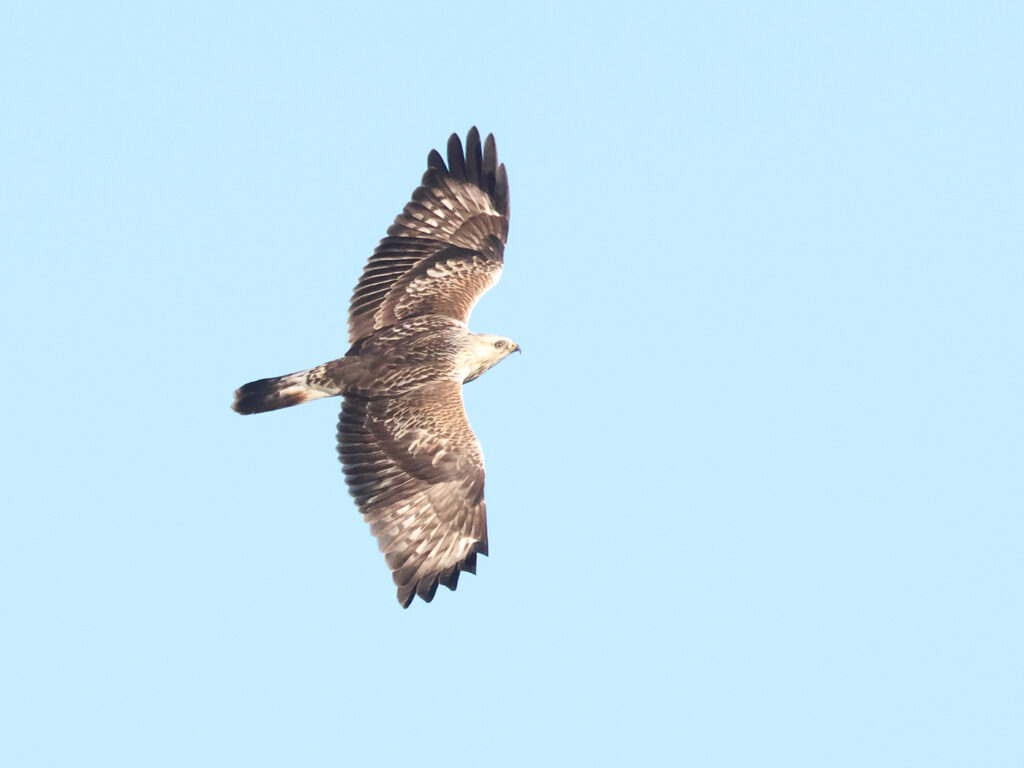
494, 340, 505, 349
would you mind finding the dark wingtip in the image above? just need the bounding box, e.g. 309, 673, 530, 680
447, 132, 466, 180
417, 577, 439, 603
438, 566, 461, 590
397, 576, 441, 607
426, 129, 508, 217
392, 541, 487, 607
494, 163, 509, 216
426, 148, 446, 172
483, 134, 497, 181
398, 588, 414, 609
465, 127, 482, 184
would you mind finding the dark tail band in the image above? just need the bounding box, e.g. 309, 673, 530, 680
232, 372, 316, 414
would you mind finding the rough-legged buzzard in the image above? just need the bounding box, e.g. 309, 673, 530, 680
233, 128, 515, 607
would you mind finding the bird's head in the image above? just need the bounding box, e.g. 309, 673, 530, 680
462, 334, 520, 382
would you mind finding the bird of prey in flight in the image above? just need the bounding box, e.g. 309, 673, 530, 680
232, 128, 516, 607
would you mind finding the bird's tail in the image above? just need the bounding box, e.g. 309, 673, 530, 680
232, 370, 330, 415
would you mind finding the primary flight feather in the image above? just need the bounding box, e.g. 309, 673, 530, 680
232, 128, 517, 607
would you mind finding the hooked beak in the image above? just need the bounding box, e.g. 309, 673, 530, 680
514, 343, 522, 354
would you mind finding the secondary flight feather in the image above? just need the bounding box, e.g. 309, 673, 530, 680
232, 128, 517, 607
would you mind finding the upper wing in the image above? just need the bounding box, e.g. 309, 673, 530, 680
348, 127, 510, 344
337, 382, 488, 607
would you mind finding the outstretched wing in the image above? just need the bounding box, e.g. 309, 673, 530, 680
337, 382, 488, 607
348, 127, 510, 344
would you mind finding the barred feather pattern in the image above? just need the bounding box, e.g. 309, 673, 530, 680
338, 382, 488, 607
348, 127, 510, 344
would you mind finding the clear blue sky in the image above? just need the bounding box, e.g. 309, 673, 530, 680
2, 2, 1022, 766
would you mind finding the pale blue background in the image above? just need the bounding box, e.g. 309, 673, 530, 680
2, 2, 1022, 766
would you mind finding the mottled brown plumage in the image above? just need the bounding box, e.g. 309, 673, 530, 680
348, 129, 508, 343
232, 128, 515, 607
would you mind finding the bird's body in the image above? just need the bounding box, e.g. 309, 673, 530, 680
235, 316, 515, 409
233, 128, 515, 607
